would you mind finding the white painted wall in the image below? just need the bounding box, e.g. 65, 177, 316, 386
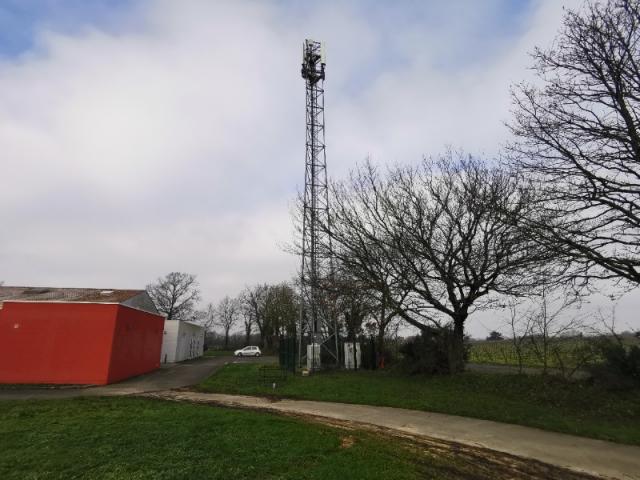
160, 320, 205, 363
306, 343, 321, 371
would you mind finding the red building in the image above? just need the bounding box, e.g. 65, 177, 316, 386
0, 286, 164, 385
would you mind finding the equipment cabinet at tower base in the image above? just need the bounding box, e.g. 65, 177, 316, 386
306, 343, 321, 371
344, 342, 361, 370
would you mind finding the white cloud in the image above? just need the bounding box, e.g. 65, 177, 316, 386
0, 0, 637, 337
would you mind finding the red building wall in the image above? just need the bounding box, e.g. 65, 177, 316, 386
0, 302, 117, 385
0, 302, 164, 385
108, 305, 164, 384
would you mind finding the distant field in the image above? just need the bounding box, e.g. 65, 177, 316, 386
468, 335, 640, 369
469, 339, 587, 369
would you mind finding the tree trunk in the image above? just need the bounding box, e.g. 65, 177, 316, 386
224, 329, 230, 349
376, 328, 386, 368
265, 334, 274, 352
256, 324, 265, 348
449, 317, 466, 374
376, 301, 387, 368
245, 325, 251, 345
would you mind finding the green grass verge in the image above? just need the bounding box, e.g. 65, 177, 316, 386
203, 349, 235, 357
196, 363, 640, 445
0, 397, 482, 480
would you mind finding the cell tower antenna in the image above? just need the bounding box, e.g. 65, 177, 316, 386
298, 39, 338, 371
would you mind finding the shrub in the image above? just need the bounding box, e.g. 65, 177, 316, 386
486, 331, 504, 341
378, 345, 398, 367
589, 338, 640, 389
400, 327, 469, 375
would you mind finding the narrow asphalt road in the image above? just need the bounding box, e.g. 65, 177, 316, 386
0, 355, 275, 400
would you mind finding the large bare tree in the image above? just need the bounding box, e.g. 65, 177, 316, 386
215, 296, 239, 349
198, 303, 216, 331
263, 283, 298, 349
240, 284, 269, 347
238, 283, 298, 349
323, 153, 555, 372
333, 256, 408, 356
146, 272, 201, 320
509, 0, 640, 285
331, 275, 371, 341
239, 299, 254, 345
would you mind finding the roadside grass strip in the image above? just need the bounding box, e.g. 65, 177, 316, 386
196, 363, 640, 445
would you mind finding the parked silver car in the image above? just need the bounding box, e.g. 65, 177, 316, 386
234, 346, 261, 357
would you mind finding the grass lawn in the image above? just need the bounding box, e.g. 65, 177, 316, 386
196, 363, 640, 446
0, 397, 506, 480
203, 349, 234, 357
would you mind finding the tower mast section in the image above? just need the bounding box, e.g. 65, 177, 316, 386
298, 39, 338, 370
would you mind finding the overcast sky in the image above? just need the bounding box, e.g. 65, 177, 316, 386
1, 0, 638, 337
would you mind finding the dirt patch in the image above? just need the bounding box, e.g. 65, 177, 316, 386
339, 435, 355, 449
276, 412, 605, 480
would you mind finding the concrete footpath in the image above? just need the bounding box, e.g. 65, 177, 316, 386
145, 391, 640, 480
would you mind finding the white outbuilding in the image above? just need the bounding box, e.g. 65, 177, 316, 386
160, 319, 205, 364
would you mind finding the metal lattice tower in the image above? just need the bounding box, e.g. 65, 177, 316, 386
298, 39, 338, 370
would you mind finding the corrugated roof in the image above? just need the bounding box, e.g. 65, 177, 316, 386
0, 286, 146, 307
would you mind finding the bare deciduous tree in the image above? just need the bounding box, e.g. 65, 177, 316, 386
367, 290, 401, 360
333, 258, 407, 358
199, 303, 216, 332
147, 272, 201, 320
240, 283, 298, 349
503, 298, 534, 374
240, 284, 269, 347
263, 283, 298, 349
239, 300, 254, 345
216, 296, 239, 349
333, 276, 370, 338
529, 288, 583, 374
503, 287, 596, 378
322, 153, 555, 372
509, 0, 640, 285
